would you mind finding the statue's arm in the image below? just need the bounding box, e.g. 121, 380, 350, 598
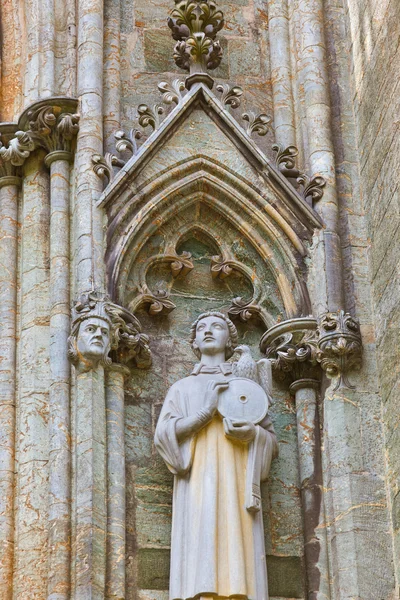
175, 379, 229, 443
175, 410, 211, 443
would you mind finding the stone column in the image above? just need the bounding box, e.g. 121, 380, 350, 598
15, 150, 51, 598
45, 149, 74, 600
0, 100, 80, 598
68, 294, 151, 600
261, 318, 331, 599
0, 124, 22, 599
262, 313, 363, 599
105, 365, 128, 599
75, 0, 105, 293
290, 380, 330, 600
267, 0, 296, 149
291, 0, 344, 314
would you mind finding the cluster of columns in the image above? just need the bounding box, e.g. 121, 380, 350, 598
0, 97, 151, 600
261, 311, 362, 600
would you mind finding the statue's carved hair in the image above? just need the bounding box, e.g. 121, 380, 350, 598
189, 311, 238, 359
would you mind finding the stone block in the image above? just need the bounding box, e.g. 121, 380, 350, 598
143, 29, 176, 72
229, 39, 262, 78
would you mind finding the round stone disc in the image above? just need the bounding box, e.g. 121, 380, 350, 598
218, 377, 269, 425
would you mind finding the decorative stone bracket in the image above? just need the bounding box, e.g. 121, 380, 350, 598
68, 291, 152, 371
261, 310, 362, 391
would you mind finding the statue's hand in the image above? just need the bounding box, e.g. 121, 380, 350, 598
202, 380, 229, 421
223, 418, 256, 443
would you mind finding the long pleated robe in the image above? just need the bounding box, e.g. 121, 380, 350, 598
154, 363, 278, 600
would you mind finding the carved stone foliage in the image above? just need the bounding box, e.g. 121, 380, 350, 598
0, 125, 24, 179
261, 312, 363, 390
272, 143, 327, 206
68, 291, 151, 371
317, 310, 362, 390
168, 0, 224, 86
129, 286, 177, 316
0, 98, 80, 169
260, 317, 320, 384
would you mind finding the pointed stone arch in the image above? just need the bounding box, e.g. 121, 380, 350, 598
105, 156, 315, 320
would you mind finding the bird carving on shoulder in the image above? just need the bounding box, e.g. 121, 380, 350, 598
232, 344, 273, 398
232, 345, 258, 381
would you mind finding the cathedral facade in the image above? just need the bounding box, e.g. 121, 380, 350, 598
0, 0, 398, 598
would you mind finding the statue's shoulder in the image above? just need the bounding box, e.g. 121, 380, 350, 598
167, 374, 196, 393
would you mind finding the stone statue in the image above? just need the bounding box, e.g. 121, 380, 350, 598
155, 311, 278, 600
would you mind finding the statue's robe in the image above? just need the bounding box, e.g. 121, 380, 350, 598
154, 363, 278, 600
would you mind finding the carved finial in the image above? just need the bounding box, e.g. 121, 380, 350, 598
168, 0, 225, 89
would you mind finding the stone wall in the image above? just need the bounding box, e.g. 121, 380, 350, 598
343, 0, 400, 589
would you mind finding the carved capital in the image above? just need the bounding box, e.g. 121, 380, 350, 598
0, 98, 80, 171
260, 317, 320, 385
261, 312, 363, 391
168, 0, 224, 87
317, 310, 362, 390
68, 291, 151, 371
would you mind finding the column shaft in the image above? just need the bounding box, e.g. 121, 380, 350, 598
75, 366, 107, 600
47, 156, 72, 599
14, 154, 50, 597
294, 384, 331, 599
293, 0, 344, 312
74, 0, 105, 294
268, 0, 296, 148
103, 0, 121, 153
106, 368, 126, 599
0, 180, 20, 599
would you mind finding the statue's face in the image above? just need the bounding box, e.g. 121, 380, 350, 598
77, 317, 110, 362
194, 315, 230, 357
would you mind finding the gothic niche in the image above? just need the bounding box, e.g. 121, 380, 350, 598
120, 223, 305, 597
97, 12, 322, 592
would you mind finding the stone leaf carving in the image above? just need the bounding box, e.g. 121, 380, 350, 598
27, 104, 80, 153
261, 312, 362, 390
138, 103, 166, 131
272, 143, 300, 177
68, 291, 151, 370
242, 111, 272, 137
215, 83, 243, 110
260, 317, 320, 384
92, 152, 124, 183
169, 251, 194, 277
297, 173, 326, 204
0, 131, 35, 166
114, 128, 143, 156
317, 310, 362, 390
129, 286, 176, 316
210, 255, 233, 279
228, 296, 262, 322
158, 79, 187, 105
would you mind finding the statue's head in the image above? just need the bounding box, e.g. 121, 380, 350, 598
189, 311, 238, 360
68, 294, 114, 368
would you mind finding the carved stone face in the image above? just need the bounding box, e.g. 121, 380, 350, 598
194, 315, 230, 357
76, 317, 111, 363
